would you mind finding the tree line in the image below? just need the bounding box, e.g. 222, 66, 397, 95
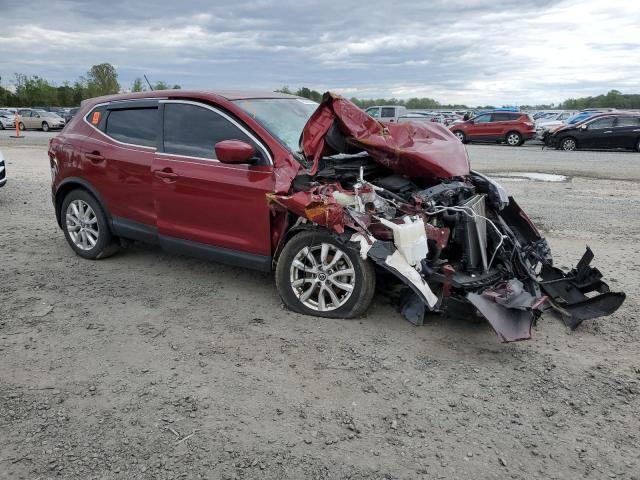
0, 63, 180, 107
2, 67, 638, 110
560, 90, 640, 110
278, 86, 640, 111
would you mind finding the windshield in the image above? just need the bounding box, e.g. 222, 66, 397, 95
233, 98, 318, 153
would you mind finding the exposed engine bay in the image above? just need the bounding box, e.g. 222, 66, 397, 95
269, 93, 625, 342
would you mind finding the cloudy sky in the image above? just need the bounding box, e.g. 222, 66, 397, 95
0, 0, 638, 105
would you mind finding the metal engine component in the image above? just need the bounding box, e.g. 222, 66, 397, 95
462, 194, 488, 273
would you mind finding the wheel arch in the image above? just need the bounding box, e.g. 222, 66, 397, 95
54, 177, 111, 229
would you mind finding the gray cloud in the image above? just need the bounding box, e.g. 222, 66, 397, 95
0, 0, 638, 105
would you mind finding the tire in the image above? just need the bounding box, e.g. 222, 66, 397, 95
42, 122, 49, 132
452, 130, 467, 143
19, 122, 26, 131
275, 230, 375, 319
560, 137, 577, 151
505, 131, 523, 146
61, 189, 119, 260
636, 137, 640, 152
0, 122, 4, 130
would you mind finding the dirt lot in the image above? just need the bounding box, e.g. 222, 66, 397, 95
1, 137, 639, 480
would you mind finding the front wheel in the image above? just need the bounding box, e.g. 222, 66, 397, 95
19, 122, 26, 131
453, 130, 467, 143
636, 137, 640, 152
560, 137, 577, 151
506, 131, 523, 146
42, 122, 50, 132
275, 230, 375, 318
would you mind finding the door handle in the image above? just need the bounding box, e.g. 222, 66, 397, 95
85, 152, 105, 163
603, 130, 612, 133
154, 168, 179, 180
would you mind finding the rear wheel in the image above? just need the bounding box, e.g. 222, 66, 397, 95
61, 189, 119, 260
560, 137, 577, 151
506, 131, 523, 146
19, 122, 25, 131
41, 122, 50, 132
636, 137, 640, 152
275, 230, 375, 318
453, 130, 467, 143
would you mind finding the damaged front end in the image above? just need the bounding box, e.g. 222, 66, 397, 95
271, 93, 625, 342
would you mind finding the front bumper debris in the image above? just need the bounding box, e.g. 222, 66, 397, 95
539, 247, 626, 329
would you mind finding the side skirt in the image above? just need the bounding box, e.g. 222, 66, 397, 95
111, 216, 272, 272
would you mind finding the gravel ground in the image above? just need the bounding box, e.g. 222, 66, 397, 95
1, 138, 639, 480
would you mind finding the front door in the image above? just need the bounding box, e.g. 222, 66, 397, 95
580, 116, 615, 149
152, 101, 275, 269
467, 113, 493, 140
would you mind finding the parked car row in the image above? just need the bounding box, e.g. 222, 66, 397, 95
0, 106, 81, 131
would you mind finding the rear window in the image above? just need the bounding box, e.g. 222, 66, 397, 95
615, 116, 640, 127
105, 108, 158, 147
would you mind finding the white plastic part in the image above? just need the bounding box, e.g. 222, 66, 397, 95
332, 191, 356, 207
384, 250, 438, 308
379, 216, 429, 267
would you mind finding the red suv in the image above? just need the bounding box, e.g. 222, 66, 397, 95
449, 112, 535, 146
49, 90, 622, 342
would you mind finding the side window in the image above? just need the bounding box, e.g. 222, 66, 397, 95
366, 108, 380, 118
474, 114, 492, 123
586, 117, 615, 130
381, 107, 396, 118
615, 117, 640, 127
162, 103, 264, 162
105, 108, 158, 147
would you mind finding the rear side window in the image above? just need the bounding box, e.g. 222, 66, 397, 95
615, 117, 640, 127
381, 107, 396, 118
105, 108, 158, 147
493, 113, 520, 121
162, 103, 264, 162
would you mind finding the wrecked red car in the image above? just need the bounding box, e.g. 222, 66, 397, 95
49, 90, 625, 342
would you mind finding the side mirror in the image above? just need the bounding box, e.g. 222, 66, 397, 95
580, 124, 588, 130
215, 140, 256, 164
36, 115, 41, 118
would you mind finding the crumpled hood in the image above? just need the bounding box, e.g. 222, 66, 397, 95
301, 92, 470, 179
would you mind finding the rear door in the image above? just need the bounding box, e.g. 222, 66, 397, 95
381, 107, 397, 123
581, 116, 616, 149
489, 113, 516, 138
83, 100, 158, 229
152, 100, 275, 269
610, 116, 640, 149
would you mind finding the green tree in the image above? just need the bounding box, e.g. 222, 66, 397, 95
131, 78, 146, 92
85, 63, 120, 97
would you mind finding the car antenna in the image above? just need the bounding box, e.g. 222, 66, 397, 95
143, 74, 154, 91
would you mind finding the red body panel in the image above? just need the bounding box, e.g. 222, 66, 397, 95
301, 93, 470, 179
152, 155, 274, 255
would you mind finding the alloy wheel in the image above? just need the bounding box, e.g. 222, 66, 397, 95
507, 133, 521, 146
454, 131, 464, 142
289, 243, 356, 312
66, 199, 99, 250
561, 138, 576, 151
42, 122, 49, 132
